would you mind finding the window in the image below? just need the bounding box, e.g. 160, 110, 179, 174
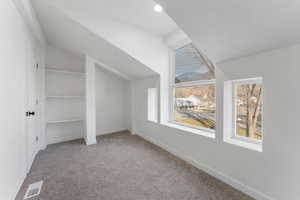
170, 44, 216, 133
223, 77, 263, 152
147, 88, 158, 122
233, 78, 263, 142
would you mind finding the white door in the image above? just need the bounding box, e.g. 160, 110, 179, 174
26, 59, 39, 172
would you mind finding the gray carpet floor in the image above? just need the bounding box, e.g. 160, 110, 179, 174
16, 131, 253, 200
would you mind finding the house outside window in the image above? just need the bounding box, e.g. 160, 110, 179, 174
169, 44, 216, 133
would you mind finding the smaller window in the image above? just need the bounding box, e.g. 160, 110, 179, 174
147, 88, 158, 123
223, 77, 263, 152
233, 78, 263, 142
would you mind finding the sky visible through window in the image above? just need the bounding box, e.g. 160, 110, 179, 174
175, 44, 214, 83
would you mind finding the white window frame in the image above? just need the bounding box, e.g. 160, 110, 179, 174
232, 78, 263, 144
147, 88, 158, 123
223, 77, 263, 152
167, 44, 216, 136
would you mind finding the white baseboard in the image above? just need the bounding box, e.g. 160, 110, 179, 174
96, 129, 128, 136
84, 138, 97, 146
128, 130, 136, 135
138, 133, 274, 200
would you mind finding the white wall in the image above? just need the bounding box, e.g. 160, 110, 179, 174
12, 0, 46, 47
0, 1, 44, 199
84, 18, 169, 75
164, 29, 191, 49
46, 45, 84, 72
131, 44, 300, 200
95, 66, 130, 135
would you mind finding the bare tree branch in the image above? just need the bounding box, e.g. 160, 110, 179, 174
192, 46, 215, 79
252, 87, 262, 134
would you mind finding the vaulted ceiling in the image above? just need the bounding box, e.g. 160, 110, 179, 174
42, 0, 178, 37
159, 0, 300, 63
33, 0, 300, 77
32, 0, 176, 79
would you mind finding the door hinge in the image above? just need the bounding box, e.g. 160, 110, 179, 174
26, 111, 35, 117
36, 136, 39, 142
36, 98, 39, 105
36, 63, 39, 70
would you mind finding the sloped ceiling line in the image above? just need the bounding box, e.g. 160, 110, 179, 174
90, 56, 131, 80
32, 0, 161, 79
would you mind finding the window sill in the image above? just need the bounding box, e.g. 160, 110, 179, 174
162, 122, 215, 139
224, 137, 262, 152
147, 120, 158, 123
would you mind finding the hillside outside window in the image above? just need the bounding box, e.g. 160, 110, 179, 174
169, 44, 216, 133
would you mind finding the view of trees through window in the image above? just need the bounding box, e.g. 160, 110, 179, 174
173, 44, 216, 131
235, 83, 263, 140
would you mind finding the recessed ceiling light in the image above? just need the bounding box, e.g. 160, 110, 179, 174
154, 4, 163, 12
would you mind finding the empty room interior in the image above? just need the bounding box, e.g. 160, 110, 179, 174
1, 0, 300, 200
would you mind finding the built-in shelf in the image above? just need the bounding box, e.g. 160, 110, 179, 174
46, 68, 85, 75
47, 119, 84, 125
46, 96, 84, 99
46, 64, 85, 145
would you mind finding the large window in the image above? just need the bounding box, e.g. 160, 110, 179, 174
233, 78, 263, 141
170, 44, 216, 132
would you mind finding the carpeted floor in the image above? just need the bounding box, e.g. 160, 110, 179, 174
16, 131, 253, 200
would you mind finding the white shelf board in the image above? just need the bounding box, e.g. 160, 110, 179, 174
46, 68, 85, 75
47, 119, 84, 125
46, 96, 84, 99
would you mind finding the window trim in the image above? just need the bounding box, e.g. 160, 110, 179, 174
147, 88, 158, 123
223, 77, 263, 152
232, 78, 263, 145
174, 79, 216, 87
167, 44, 216, 136
163, 121, 216, 139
